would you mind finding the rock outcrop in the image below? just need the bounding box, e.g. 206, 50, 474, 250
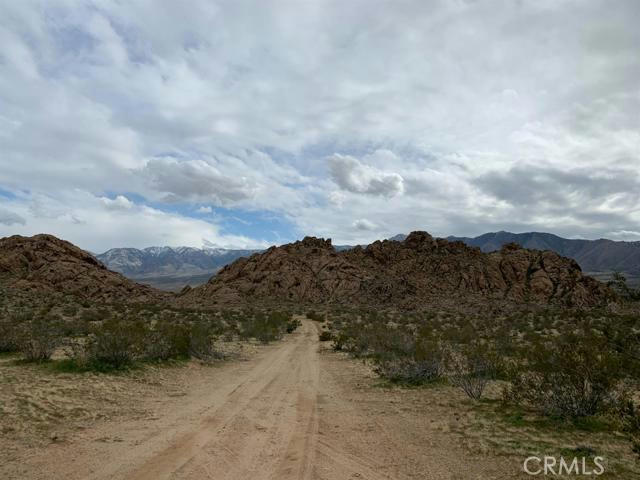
0, 234, 166, 303
180, 231, 615, 309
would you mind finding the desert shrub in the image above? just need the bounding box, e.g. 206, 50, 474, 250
332, 320, 381, 356
319, 330, 332, 341
374, 354, 443, 384
373, 333, 445, 385
445, 342, 499, 400
0, 314, 18, 353
240, 311, 290, 343
188, 321, 223, 361
503, 332, 625, 418
15, 313, 63, 362
73, 318, 145, 370
306, 310, 324, 322
143, 321, 191, 361
0, 318, 19, 353
607, 272, 640, 302
286, 317, 302, 333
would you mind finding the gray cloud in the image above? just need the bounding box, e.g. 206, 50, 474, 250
476, 166, 640, 208
353, 219, 377, 231
328, 154, 404, 197
0, 208, 26, 226
143, 158, 256, 205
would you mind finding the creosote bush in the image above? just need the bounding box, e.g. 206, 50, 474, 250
71, 317, 146, 370
0, 318, 19, 353
15, 313, 63, 362
503, 332, 626, 418
445, 342, 499, 400
318, 330, 332, 341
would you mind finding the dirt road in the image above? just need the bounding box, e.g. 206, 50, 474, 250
4, 320, 521, 479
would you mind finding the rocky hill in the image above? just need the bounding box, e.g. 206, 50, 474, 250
179, 231, 615, 309
0, 234, 166, 303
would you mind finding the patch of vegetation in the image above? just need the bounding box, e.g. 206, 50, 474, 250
0, 299, 299, 372
324, 306, 640, 460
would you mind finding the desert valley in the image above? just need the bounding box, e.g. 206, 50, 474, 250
1, 232, 639, 479
1, 1, 639, 478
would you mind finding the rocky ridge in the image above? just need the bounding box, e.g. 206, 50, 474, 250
0, 234, 166, 303
180, 231, 615, 309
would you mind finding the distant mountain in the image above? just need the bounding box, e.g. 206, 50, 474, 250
96, 246, 261, 291
446, 231, 640, 276
388, 234, 407, 242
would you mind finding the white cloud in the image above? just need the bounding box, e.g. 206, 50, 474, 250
101, 195, 134, 210
196, 206, 213, 213
0, 190, 268, 252
0, 1, 638, 248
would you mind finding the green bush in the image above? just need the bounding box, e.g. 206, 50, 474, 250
374, 336, 445, 385
188, 321, 223, 361
319, 330, 332, 341
16, 313, 63, 362
72, 318, 145, 370
503, 332, 625, 418
286, 317, 302, 333
144, 321, 191, 361
0, 318, 19, 353
306, 310, 324, 322
240, 311, 290, 344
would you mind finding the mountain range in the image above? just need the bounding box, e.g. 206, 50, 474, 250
95, 246, 260, 291
96, 231, 640, 291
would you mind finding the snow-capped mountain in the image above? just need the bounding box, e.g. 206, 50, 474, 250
96, 246, 261, 288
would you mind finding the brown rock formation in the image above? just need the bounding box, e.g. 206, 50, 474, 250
0, 234, 166, 303
180, 231, 615, 309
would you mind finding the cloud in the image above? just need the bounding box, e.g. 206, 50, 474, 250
0, 208, 26, 226
353, 219, 377, 231
0, 1, 638, 248
476, 165, 640, 209
143, 158, 256, 205
0, 190, 269, 252
101, 195, 134, 210
196, 206, 213, 213
327, 191, 346, 207
328, 154, 404, 197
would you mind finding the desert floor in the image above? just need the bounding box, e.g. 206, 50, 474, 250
1, 319, 616, 479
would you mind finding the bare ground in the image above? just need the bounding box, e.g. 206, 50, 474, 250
0, 320, 608, 479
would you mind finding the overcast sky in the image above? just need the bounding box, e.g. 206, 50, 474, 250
0, 0, 639, 252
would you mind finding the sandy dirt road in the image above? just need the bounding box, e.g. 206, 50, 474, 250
4, 320, 521, 480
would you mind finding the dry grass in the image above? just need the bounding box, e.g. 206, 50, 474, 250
0, 341, 252, 466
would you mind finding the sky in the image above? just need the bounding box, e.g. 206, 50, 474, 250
0, 0, 639, 252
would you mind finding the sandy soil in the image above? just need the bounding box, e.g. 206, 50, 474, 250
2, 320, 535, 479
